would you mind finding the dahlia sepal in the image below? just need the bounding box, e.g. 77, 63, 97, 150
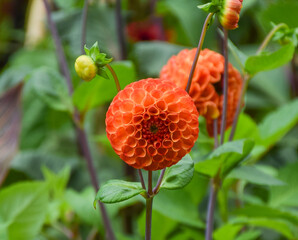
94, 180, 146, 205
75, 42, 113, 81
197, 0, 221, 13
159, 154, 194, 191
194, 139, 254, 179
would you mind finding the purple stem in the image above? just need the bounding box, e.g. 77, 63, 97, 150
228, 76, 247, 141
205, 183, 218, 240
145, 171, 153, 240
81, 0, 89, 54
43, 0, 73, 94
43, 1, 116, 239
153, 168, 166, 194
213, 119, 218, 149
219, 29, 229, 145
138, 169, 147, 190
115, 0, 127, 60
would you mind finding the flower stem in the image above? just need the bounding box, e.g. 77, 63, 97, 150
228, 74, 249, 141
213, 119, 218, 149
138, 169, 147, 190
81, 0, 89, 54
153, 168, 166, 194
220, 29, 229, 145
43, 0, 73, 94
43, 1, 116, 239
107, 64, 121, 92
205, 181, 218, 240
186, 12, 214, 93
257, 23, 288, 55
115, 0, 127, 60
145, 171, 153, 240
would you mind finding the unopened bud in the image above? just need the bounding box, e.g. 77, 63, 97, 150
75, 55, 98, 81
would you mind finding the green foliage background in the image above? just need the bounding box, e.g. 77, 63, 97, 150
0, 0, 297, 239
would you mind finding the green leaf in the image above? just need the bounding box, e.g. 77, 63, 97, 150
258, 99, 298, 147
154, 189, 205, 228
260, 1, 298, 30
65, 188, 101, 227
269, 162, 298, 207
225, 114, 259, 142
213, 224, 243, 240
42, 166, 70, 199
0, 182, 48, 240
84, 42, 113, 68
234, 205, 298, 226
132, 41, 186, 77
73, 61, 136, 112
245, 43, 295, 75
158, 0, 207, 46
94, 180, 146, 204
160, 154, 194, 190
235, 230, 262, 240
232, 217, 295, 239
27, 67, 73, 112
195, 139, 254, 178
227, 165, 284, 186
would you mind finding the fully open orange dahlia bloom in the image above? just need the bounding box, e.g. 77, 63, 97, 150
160, 48, 242, 137
219, 0, 243, 30
106, 78, 199, 171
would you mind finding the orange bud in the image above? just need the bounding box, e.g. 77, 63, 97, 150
219, 0, 243, 30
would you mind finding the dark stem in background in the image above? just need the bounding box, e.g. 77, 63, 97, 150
228, 76, 247, 141
115, 0, 127, 60
149, 0, 158, 15
153, 168, 166, 194
42, 1, 116, 239
219, 29, 229, 145
81, 0, 89, 54
43, 0, 73, 94
145, 171, 153, 240
290, 55, 298, 97
205, 182, 218, 240
186, 13, 214, 93
213, 119, 218, 149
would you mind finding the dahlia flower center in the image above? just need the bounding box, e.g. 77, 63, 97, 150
141, 115, 170, 146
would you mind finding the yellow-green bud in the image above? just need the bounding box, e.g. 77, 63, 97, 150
75, 55, 98, 81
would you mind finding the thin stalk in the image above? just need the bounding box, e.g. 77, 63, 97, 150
220, 29, 229, 145
107, 64, 121, 92
145, 171, 153, 240
43, 0, 73, 94
213, 119, 218, 149
153, 168, 166, 194
257, 23, 288, 55
43, 1, 116, 239
186, 13, 214, 93
115, 0, 127, 60
81, 0, 89, 54
205, 182, 218, 240
228, 75, 248, 141
150, 0, 158, 15
138, 169, 147, 190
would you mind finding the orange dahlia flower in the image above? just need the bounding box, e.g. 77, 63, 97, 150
160, 48, 242, 137
106, 78, 199, 171
219, 0, 243, 30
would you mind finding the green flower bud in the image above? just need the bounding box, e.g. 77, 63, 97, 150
75, 55, 98, 81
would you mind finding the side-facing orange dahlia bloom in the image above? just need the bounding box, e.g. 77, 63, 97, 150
219, 0, 243, 30
106, 78, 199, 171
160, 48, 242, 137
